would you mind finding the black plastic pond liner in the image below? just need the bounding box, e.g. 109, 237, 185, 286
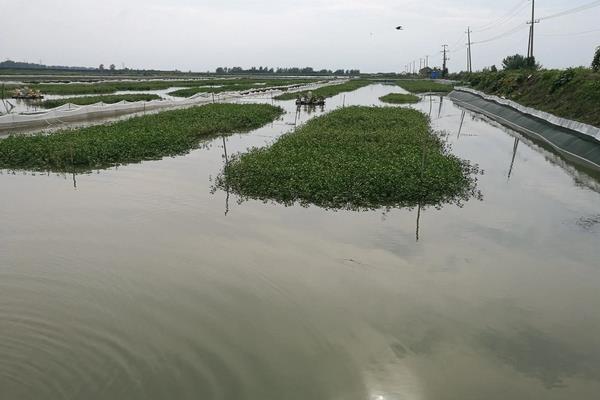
448, 90, 600, 171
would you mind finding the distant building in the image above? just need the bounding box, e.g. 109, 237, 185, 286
419, 67, 433, 78
430, 70, 441, 79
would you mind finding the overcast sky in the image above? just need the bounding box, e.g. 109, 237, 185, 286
2, 0, 599, 73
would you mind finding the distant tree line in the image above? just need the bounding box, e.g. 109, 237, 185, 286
0, 60, 95, 70
0, 59, 194, 76
215, 66, 360, 75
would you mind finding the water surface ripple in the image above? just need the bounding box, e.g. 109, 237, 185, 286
1, 85, 600, 400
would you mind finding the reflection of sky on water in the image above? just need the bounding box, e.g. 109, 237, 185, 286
1, 84, 600, 400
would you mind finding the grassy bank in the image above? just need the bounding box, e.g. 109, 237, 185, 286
379, 93, 420, 104
218, 106, 479, 210
396, 80, 454, 93
40, 94, 161, 108
0, 103, 283, 172
464, 68, 600, 127
274, 80, 371, 100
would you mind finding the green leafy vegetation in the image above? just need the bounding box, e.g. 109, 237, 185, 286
502, 54, 539, 70
168, 79, 318, 97
3, 78, 319, 96
396, 80, 454, 93
593, 47, 600, 72
464, 67, 600, 127
274, 80, 371, 100
379, 93, 420, 104
218, 106, 480, 210
39, 94, 161, 108
29, 81, 194, 95
0, 104, 283, 172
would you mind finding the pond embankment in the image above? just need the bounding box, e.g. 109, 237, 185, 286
449, 88, 600, 171
461, 69, 600, 127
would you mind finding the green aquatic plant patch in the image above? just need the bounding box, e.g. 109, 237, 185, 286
168, 79, 317, 97
396, 80, 453, 93
379, 93, 420, 104
218, 106, 480, 210
24, 78, 319, 96
40, 94, 161, 108
0, 103, 283, 172
274, 80, 371, 100
167, 84, 284, 97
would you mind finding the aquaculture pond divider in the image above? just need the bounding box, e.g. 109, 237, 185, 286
0, 80, 345, 133
448, 88, 600, 171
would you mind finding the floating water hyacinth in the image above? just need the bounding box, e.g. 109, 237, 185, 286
218, 106, 481, 210
3, 78, 320, 96
0, 103, 283, 172
396, 80, 454, 93
274, 80, 371, 100
168, 79, 319, 97
379, 93, 420, 104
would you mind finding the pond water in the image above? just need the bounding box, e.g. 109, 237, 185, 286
1, 84, 600, 400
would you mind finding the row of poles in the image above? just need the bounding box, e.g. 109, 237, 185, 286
404, 46, 449, 76
465, 0, 537, 73
404, 0, 538, 74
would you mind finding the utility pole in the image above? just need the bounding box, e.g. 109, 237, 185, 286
466, 27, 473, 73
441, 45, 449, 77
527, 0, 539, 60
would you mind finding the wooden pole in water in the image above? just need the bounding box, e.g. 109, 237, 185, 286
222, 136, 229, 164
457, 110, 465, 139
416, 203, 421, 242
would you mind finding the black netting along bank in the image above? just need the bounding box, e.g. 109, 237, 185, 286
448, 89, 600, 172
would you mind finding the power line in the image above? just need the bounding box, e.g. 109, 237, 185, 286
538, 28, 600, 37
471, 23, 528, 45
473, 0, 530, 33
448, 34, 467, 53
539, 0, 600, 21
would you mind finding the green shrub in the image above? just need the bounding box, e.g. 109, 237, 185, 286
550, 69, 575, 93
502, 54, 538, 70
593, 47, 600, 72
